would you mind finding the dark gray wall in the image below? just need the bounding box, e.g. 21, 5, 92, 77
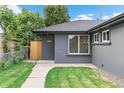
92, 23, 124, 78
42, 34, 54, 60
55, 34, 91, 63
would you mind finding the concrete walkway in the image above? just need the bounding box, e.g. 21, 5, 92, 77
21, 63, 96, 88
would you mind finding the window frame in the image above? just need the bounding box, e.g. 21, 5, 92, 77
94, 33, 99, 43
102, 30, 110, 43
68, 35, 90, 55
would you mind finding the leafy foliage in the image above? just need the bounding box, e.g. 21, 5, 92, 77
0, 7, 16, 28
16, 9, 45, 48
0, 7, 17, 52
44, 5, 70, 26
2, 39, 10, 52
0, 7, 45, 51
0, 60, 6, 69
12, 50, 24, 64
0, 6, 70, 52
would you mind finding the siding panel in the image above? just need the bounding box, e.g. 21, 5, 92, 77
55, 34, 91, 63
92, 23, 124, 78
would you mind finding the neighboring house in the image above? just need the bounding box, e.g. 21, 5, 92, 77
34, 13, 124, 78
0, 24, 5, 53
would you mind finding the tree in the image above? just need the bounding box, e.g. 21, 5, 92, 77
0, 7, 17, 40
0, 7, 16, 28
0, 7, 17, 52
44, 5, 70, 26
15, 9, 45, 49
0, 7, 45, 51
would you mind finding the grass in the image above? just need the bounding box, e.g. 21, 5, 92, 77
45, 67, 117, 88
0, 62, 35, 88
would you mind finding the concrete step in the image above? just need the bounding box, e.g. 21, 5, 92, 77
24, 60, 55, 64
37, 60, 55, 64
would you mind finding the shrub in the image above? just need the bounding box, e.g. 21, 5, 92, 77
2, 39, 10, 53
12, 51, 24, 64
0, 60, 6, 69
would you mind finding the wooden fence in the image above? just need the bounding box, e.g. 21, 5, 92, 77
30, 41, 42, 60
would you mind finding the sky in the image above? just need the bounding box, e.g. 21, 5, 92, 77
4, 5, 124, 21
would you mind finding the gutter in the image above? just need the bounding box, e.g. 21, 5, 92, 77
88, 13, 124, 33
33, 30, 88, 34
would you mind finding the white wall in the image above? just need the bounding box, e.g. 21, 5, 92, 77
0, 25, 4, 34
0, 25, 4, 53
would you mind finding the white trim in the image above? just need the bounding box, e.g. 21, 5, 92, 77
68, 35, 70, 54
88, 35, 90, 54
94, 33, 99, 43
0, 25, 5, 34
68, 35, 90, 55
102, 29, 110, 43
78, 35, 80, 53
98, 33, 101, 43
67, 53, 91, 55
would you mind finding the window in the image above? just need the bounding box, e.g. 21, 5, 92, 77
69, 35, 78, 53
80, 36, 88, 53
68, 35, 90, 54
102, 30, 110, 43
94, 33, 99, 43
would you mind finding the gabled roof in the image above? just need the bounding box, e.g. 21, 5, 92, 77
34, 20, 105, 32
88, 13, 124, 33
35, 13, 124, 33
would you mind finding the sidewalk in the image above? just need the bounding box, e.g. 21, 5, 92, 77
21, 63, 54, 88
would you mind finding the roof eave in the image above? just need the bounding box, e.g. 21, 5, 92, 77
33, 30, 88, 34
88, 13, 124, 33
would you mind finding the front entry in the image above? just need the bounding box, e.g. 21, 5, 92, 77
42, 34, 54, 60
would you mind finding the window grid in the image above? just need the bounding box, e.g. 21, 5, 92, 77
102, 30, 110, 43
68, 35, 90, 55
93, 29, 110, 44
94, 33, 99, 43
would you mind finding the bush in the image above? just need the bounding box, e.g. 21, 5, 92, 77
2, 39, 10, 53
0, 60, 6, 69
0, 50, 25, 69
12, 51, 24, 64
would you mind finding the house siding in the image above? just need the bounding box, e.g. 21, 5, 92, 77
41, 34, 54, 60
92, 23, 124, 78
55, 34, 91, 63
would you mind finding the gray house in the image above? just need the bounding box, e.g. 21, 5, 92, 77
34, 13, 124, 78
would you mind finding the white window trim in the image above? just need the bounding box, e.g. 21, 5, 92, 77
94, 33, 99, 43
68, 35, 90, 55
102, 30, 110, 43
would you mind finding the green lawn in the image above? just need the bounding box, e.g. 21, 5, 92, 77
0, 62, 35, 88
45, 67, 117, 88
